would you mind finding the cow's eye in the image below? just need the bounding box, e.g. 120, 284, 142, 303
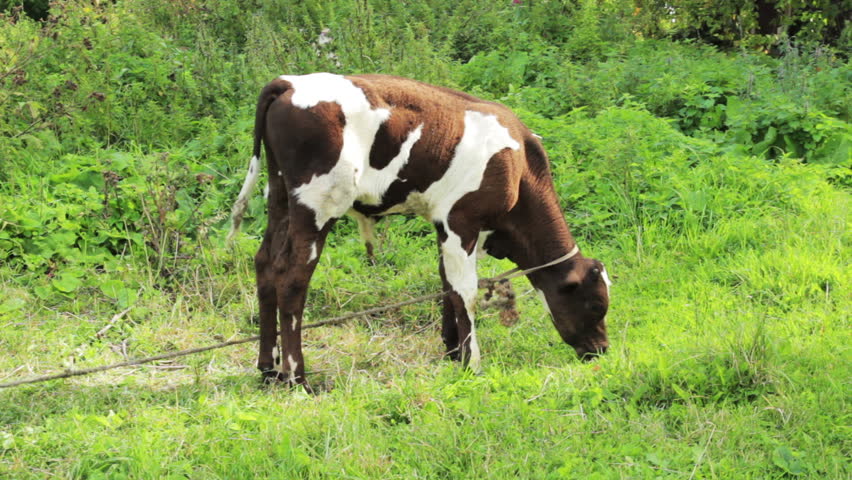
559, 281, 579, 294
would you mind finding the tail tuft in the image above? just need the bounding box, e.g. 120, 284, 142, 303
226, 78, 292, 242
227, 155, 262, 242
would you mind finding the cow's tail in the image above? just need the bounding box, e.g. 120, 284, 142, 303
227, 79, 291, 242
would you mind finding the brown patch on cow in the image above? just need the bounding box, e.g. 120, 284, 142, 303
264, 93, 345, 187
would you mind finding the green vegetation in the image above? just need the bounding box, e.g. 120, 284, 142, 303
1, 0, 849, 478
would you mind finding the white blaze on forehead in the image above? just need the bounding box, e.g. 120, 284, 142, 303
601, 266, 612, 297
291, 315, 298, 332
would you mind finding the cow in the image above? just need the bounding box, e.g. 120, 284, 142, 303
228, 73, 611, 389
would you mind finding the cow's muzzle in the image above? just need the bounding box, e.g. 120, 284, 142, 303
574, 342, 608, 361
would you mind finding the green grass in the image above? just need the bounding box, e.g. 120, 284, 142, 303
1, 0, 850, 478
1, 174, 849, 478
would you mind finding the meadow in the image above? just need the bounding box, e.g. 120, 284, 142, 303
0, 1, 849, 478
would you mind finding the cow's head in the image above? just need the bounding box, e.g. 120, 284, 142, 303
535, 257, 611, 359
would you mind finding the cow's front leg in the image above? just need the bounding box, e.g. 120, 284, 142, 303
438, 238, 460, 361
271, 207, 336, 391
437, 221, 481, 372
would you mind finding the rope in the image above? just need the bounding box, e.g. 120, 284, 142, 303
484, 244, 579, 283
0, 248, 579, 389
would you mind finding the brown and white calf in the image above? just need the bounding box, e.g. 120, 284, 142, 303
229, 73, 611, 388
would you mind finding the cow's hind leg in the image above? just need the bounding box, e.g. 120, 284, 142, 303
271, 205, 336, 390
255, 175, 289, 380
256, 225, 284, 380
435, 219, 481, 371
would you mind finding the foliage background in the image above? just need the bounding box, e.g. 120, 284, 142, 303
0, 0, 849, 478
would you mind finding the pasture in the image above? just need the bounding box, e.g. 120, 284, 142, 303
1, 1, 849, 478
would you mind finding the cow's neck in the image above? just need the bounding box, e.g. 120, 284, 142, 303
499, 177, 578, 271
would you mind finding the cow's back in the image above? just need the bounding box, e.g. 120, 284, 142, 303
264, 73, 531, 225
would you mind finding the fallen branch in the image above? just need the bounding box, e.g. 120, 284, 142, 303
0, 291, 444, 389
95, 307, 132, 339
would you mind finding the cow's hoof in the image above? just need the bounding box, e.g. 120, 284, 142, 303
300, 381, 315, 395
260, 371, 314, 394
444, 348, 461, 362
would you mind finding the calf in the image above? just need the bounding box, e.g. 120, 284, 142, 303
229, 73, 611, 389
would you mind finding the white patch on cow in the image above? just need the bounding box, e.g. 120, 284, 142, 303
601, 266, 612, 297
357, 124, 423, 205
442, 230, 478, 315
462, 329, 481, 372
428, 110, 519, 221
389, 110, 518, 373
284, 73, 393, 230
277, 170, 283, 177
263, 182, 270, 199
441, 228, 481, 372
227, 155, 262, 241
476, 230, 494, 259
286, 354, 298, 383
291, 315, 298, 332
272, 344, 283, 374
284, 78, 518, 233
384, 110, 520, 221
308, 242, 317, 263
383, 191, 430, 217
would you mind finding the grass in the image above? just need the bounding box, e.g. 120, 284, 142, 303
0, 1, 849, 477
1, 173, 849, 478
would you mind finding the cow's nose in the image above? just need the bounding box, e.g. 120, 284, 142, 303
575, 343, 608, 361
